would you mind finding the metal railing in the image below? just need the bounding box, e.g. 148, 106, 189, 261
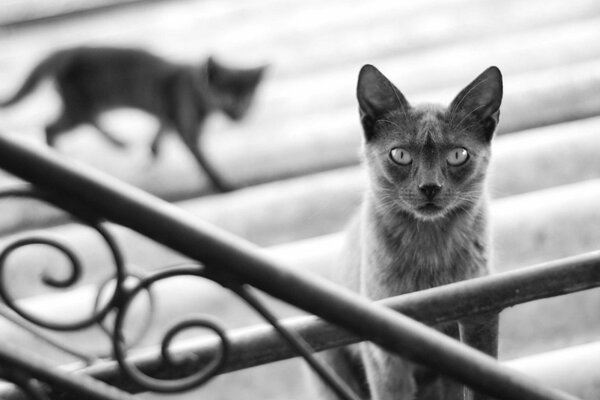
76, 251, 600, 390
0, 132, 593, 400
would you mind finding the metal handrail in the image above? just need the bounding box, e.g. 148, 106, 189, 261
78, 250, 600, 385
0, 133, 581, 400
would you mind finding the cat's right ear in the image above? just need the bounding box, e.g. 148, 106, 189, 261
449, 66, 503, 142
357, 65, 408, 140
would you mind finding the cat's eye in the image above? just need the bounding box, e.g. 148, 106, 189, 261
447, 147, 469, 166
389, 148, 412, 165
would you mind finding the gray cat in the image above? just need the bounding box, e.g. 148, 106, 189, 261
0, 46, 267, 192
315, 65, 503, 400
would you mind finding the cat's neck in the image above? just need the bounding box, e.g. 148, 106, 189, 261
363, 184, 489, 264
359, 189, 490, 296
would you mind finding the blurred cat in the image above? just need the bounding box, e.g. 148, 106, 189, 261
314, 65, 503, 400
0, 46, 267, 192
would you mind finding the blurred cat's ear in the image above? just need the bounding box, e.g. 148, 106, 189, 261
237, 64, 268, 89
206, 55, 218, 79
255, 64, 269, 76
357, 65, 408, 139
449, 66, 503, 141
250, 64, 268, 83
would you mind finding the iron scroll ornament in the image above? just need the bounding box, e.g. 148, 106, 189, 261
111, 264, 231, 393
0, 186, 233, 394
0, 186, 127, 332
0, 185, 360, 399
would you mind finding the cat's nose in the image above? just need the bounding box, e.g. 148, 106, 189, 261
419, 183, 442, 200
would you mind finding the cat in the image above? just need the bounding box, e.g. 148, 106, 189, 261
313, 65, 503, 400
0, 46, 267, 192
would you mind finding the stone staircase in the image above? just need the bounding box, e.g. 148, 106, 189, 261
0, 0, 600, 399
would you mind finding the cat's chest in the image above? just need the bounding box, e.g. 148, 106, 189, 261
361, 218, 487, 299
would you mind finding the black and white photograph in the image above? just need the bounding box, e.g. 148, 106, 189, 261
0, 1, 599, 399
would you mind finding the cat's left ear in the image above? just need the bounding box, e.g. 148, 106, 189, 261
357, 64, 409, 140
449, 66, 503, 142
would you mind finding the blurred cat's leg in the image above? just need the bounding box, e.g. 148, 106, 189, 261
181, 133, 233, 192
171, 103, 233, 191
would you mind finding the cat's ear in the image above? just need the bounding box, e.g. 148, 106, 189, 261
449, 66, 503, 141
249, 64, 268, 85
254, 64, 269, 77
207, 55, 216, 67
206, 55, 220, 79
357, 64, 409, 140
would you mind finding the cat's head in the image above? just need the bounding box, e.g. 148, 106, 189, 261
357, 65, 502, 221
205, 56, 267, 120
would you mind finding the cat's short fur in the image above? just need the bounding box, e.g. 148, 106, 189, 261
314, 65, 502, 400
0, 46, 267, 192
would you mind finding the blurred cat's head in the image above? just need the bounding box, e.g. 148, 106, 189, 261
356, 65, 502, 221
205, 56, 267, 120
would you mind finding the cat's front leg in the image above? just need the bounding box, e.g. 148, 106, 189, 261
459, 312, 499, 400
361, 342, 416, 400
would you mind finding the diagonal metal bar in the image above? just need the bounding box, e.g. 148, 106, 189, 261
232, 283, 361, 400
0, 134, 580, 400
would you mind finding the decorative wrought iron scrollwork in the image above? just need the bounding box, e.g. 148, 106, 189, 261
111, 264, 230, 393
0, 185, 360, 399
0, 186, 237, 397
0, 186, 127, 332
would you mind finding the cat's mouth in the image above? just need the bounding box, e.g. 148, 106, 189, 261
415, 202, 446, 219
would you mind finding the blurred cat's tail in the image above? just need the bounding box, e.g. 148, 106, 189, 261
0, 50, 69, 107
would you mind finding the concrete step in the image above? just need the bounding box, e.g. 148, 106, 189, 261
2, 56, 600, 205
3, 5, 600, 123
0, 2, 599, 206
1, 115, 600, 242
2, 0, 597, 69
5, 16, 600, 139
0, 0, 154, 27
251, 16, 600, 122
1, 180, 600, 367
